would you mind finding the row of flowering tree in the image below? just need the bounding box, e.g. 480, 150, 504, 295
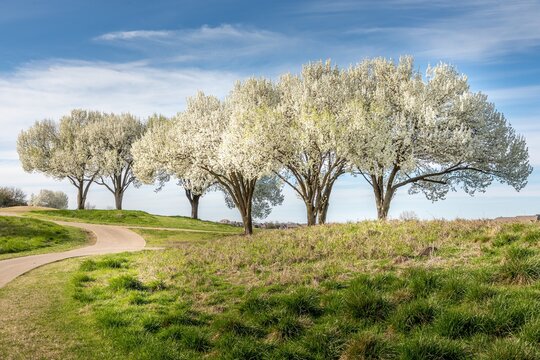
18, 57, 532, 234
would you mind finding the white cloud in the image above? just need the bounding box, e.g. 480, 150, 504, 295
484, 85, 540, 105
94, 24, 295, 64
95, 30, 172, 41
343, 1, 540, 61
0, 60, 239, 146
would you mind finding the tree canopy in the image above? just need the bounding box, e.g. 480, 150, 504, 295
19, 56, 532, 224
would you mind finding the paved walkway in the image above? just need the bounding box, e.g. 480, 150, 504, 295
0, 218, 147, 288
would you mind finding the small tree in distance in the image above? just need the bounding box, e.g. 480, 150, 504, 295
17, 110, 102, 209
132, 115, 215, 220
29, 189, 68, 209
89, 112, 146, 210
222, 175, 285, 220
0, 187, 27, 208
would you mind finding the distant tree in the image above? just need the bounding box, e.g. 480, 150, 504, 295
29, 189, 68, 209
398, 211, 419, 221
132, 115, 214, 219
0, 187, 27, 207
222, 175, 284, 220
343, 57, 532, 219
89, 113, 146, 210
17, 110, 102, 209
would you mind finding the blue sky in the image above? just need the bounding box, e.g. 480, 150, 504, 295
0, 0, 539, 221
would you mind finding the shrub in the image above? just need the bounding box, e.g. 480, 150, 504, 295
399, 211, 419, 221
0, 186, 26, 207
29, 189, 68, 209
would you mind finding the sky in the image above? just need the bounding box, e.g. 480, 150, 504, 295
0, 0, 539, 222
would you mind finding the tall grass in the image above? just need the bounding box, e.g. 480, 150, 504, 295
58, 220, 540, 359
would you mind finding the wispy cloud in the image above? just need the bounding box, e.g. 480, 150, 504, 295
94, 24, 296, 66
0, 59, 240, 149
318, 0, 540, 61
95, 30, 172, 41
484, 85, 540, 105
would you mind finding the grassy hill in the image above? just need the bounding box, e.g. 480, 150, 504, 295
28, 209, 240, 233
1, 220, 540, 359
0, 216, 89, 260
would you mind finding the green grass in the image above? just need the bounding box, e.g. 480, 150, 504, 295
2, 220, 540, 359
28, 209, 240, 233
131, 228, 233, 248
0, 216, 89, 260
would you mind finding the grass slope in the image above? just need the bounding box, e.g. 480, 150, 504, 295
29, 210, 239, 233
0, 216, 89, 260
2, 220, 540, 359
131, 228, 233, 248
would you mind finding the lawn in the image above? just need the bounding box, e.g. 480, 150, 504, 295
0, 216, 90, 260
28, 209, 240, 233
131, 228, 233, 248
1, 220, 540, 359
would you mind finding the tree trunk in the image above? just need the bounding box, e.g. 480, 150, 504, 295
317, 201, 329, 224
76, 185, 85, 210
306, 204, 317, 226
114, 191, 124, 210
242, 211, 253, 235
190, 194, 200, 219
374, 187, 393, 220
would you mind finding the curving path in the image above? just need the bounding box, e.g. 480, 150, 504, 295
0, 218, 147, 288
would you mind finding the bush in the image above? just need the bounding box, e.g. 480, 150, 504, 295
399, 211, 419, 221
0, 186, 26, 207
29, 189, 68, 209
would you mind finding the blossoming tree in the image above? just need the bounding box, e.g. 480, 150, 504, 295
264, 61, 351, 225
17, 110, 103, 209
132, 114, 215, 219
89, 112, 146, 210
343, 57, 532, 219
